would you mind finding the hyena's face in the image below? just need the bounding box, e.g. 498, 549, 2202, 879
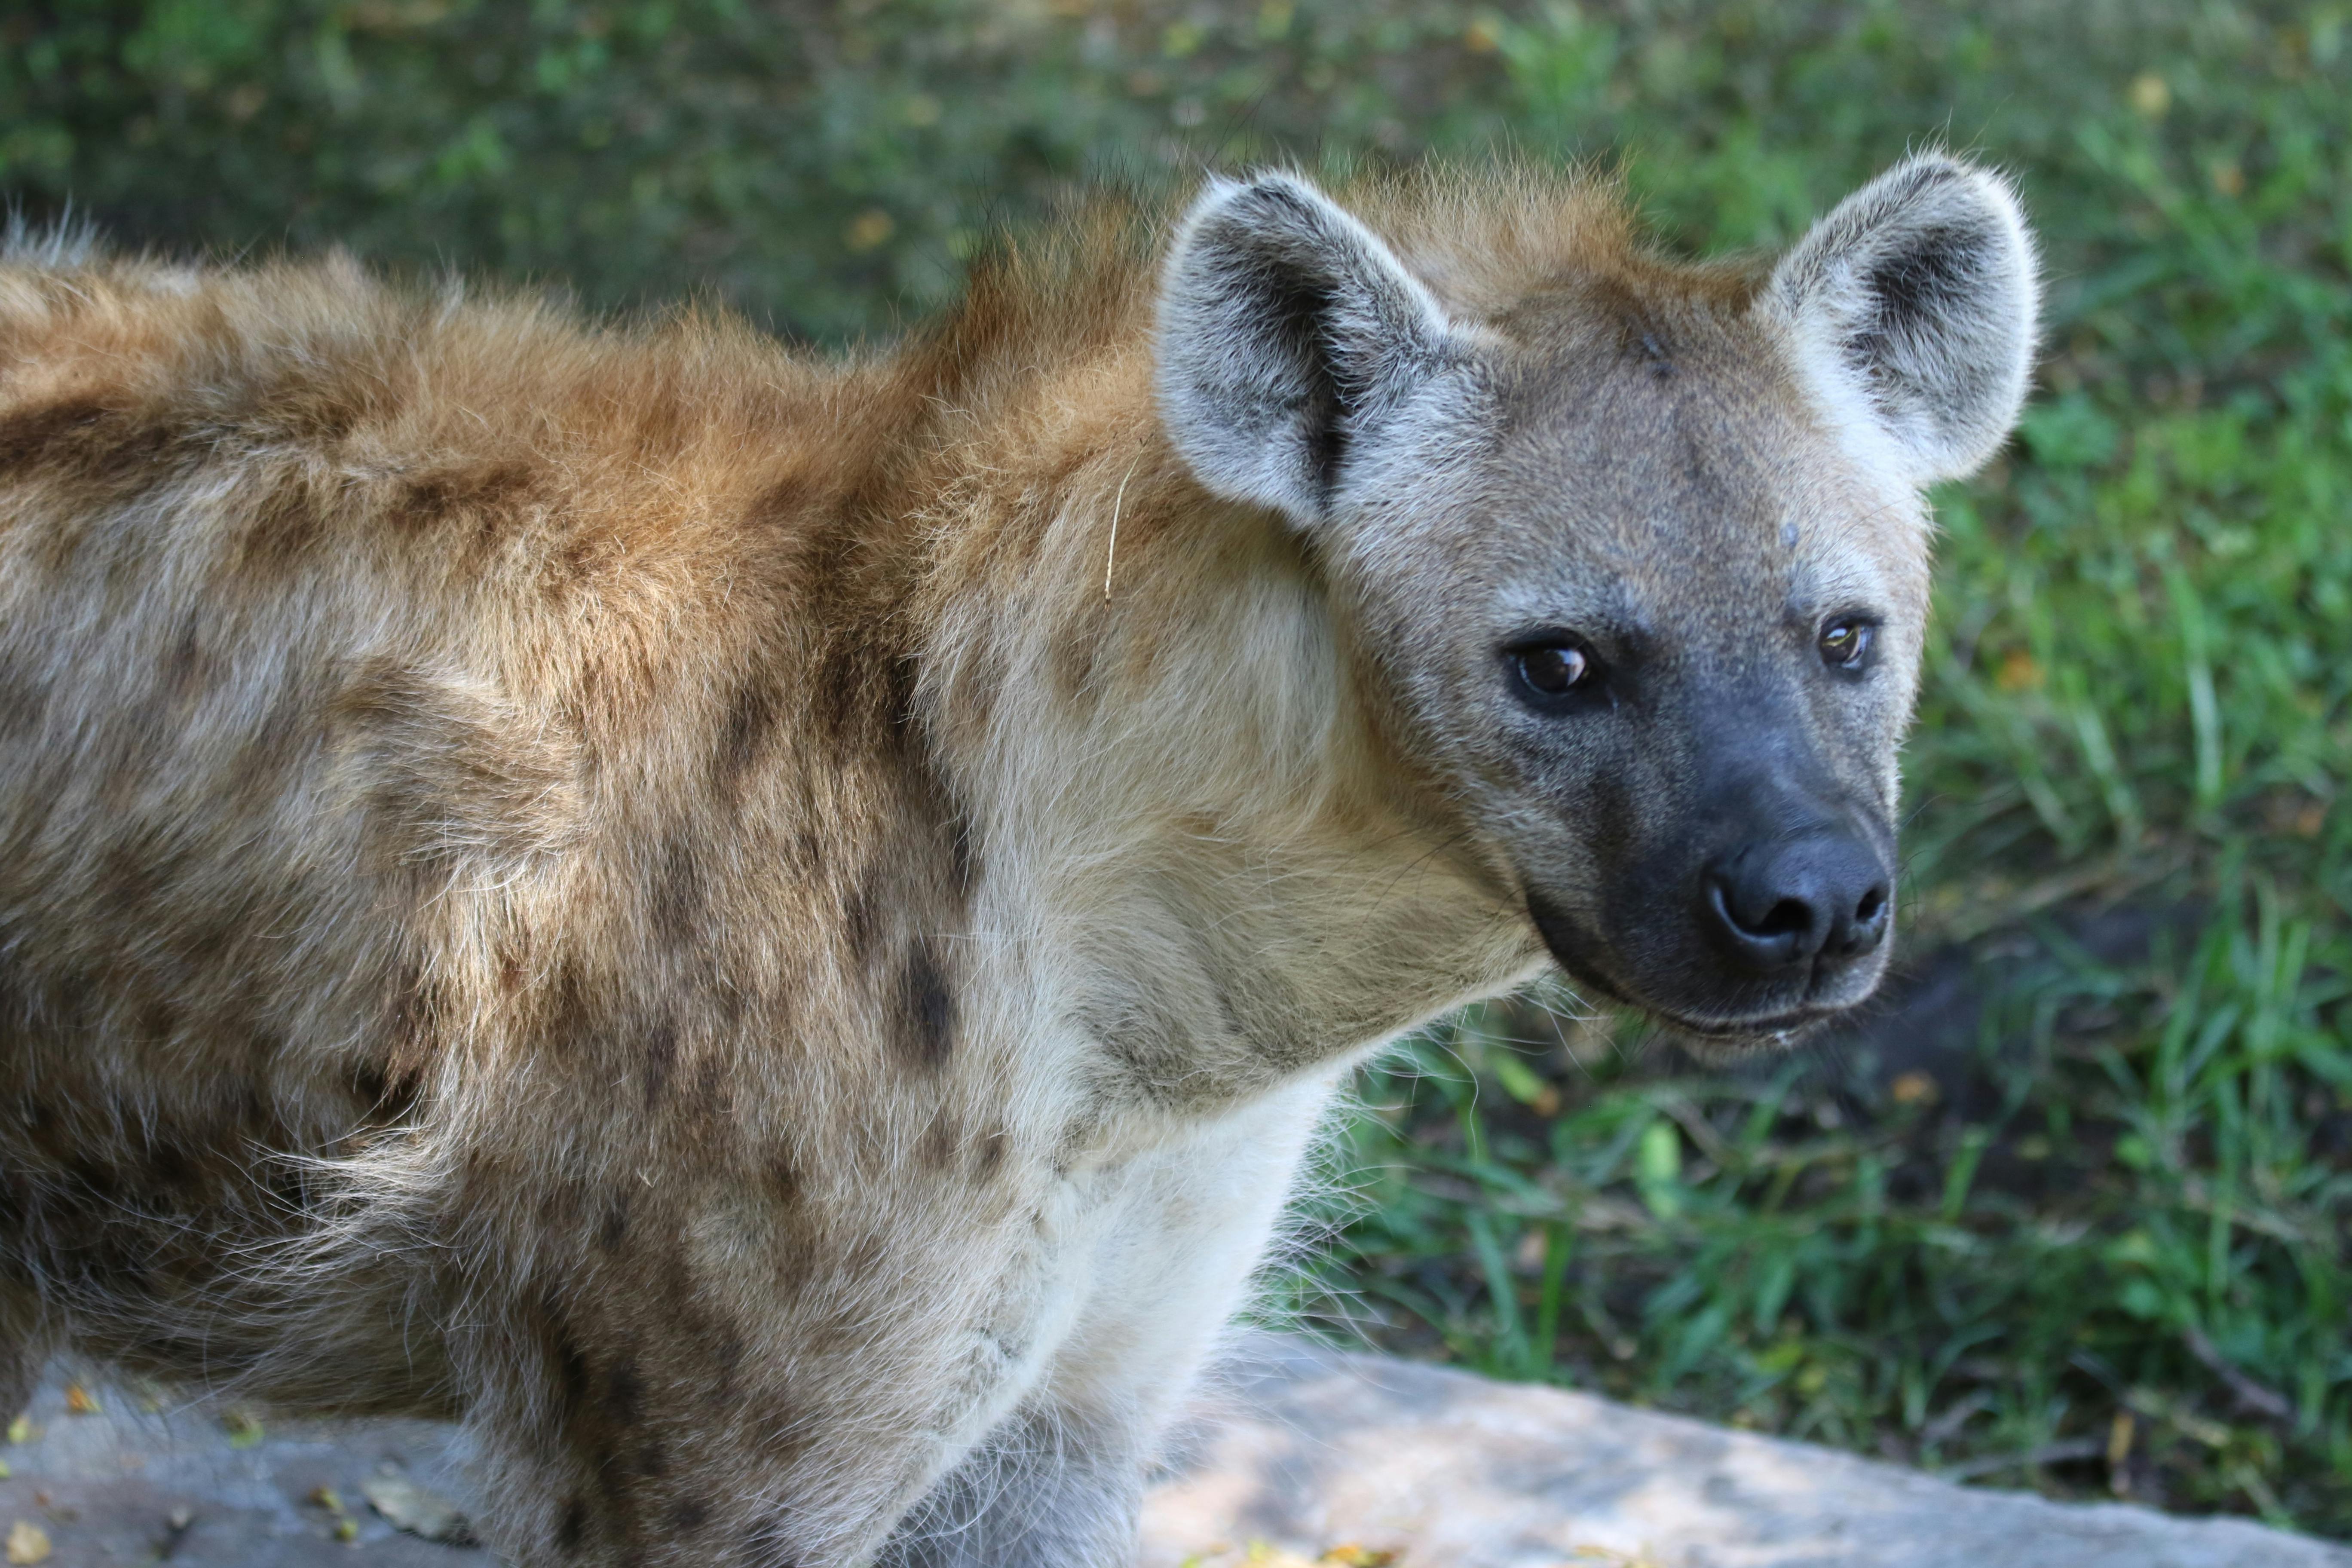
1160, 158, 2038, 1044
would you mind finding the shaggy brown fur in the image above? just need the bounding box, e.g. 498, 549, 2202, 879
0, 159, 2034, 1565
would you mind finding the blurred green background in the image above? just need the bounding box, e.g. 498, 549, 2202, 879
6, 0, 2349, 1539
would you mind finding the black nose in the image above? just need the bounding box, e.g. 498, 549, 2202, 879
1704, 835, 1891, 972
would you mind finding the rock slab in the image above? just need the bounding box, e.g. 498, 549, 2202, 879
1145, 1338, 2348, 1567
0, 1338, 2341, 1566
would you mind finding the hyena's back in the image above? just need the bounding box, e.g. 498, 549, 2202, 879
0, 250, 965, 1411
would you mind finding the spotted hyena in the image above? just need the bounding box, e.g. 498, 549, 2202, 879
0, 154, 2034, 1564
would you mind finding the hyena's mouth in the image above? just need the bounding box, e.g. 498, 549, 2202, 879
1642, 1004, 1838, 1053
1523, 891, 1878, 1049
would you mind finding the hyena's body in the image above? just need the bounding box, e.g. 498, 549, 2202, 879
0, 160, 2034, 1565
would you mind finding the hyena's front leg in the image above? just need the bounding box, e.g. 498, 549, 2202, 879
455, 1268, 1019, 1568
876, 1404, 1143, 1568
0, 1282, 49, 1423
880, 1076, 1339, 1567
444, 1188, 1036, 1568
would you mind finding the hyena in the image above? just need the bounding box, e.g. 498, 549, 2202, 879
0, 154, 2034, 1565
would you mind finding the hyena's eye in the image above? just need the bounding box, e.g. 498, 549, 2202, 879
1510, 638, 1596, 699
1817, 616, 1876, 671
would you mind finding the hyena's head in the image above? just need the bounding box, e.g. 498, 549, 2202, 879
1156, 156, 2037, 1047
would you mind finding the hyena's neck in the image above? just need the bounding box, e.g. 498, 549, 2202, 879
897, 348, 1543, 1111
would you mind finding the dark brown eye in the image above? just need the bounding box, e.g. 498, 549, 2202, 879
1516, 641, 1592, 696
1818, 617, 1874, 670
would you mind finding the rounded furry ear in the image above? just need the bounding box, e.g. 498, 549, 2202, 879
1763, 154, 2040, 486
1155, 172, 1455, 525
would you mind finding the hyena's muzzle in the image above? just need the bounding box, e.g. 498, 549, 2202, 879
1526, 678, 1901, 1048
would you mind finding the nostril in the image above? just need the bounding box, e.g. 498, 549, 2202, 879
1854, 885, 1886, 925
1705, 873, 1816, 965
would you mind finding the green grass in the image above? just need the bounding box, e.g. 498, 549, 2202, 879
1275, 6, 2352, 1534
7, 0, 2349, 1539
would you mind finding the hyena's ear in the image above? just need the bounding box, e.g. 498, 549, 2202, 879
1156, 172, 1457, 525
1763, 153, 2040, 486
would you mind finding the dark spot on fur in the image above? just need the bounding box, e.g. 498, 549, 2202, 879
162, 621, 216, 702
974, 1128, 1009, 1181
594, 1450, 628, 1504
181, 913, 242, 972
604, 1357, 644, 1426
712, 1332, 746, 1403
947, 811, 982, 896
0, 655, 49, 743
237, 468, 331, 572
598, 1193, 631, 1253
144, 1138, 201, 1194
536, 1180, 582, 1230
557, 1496, 588, 1554
653, 832, 705, 946
637, 1439, 668, 1479
135, 998, 179, 1044
806, 630, 889, 753
0, 398, 178, 487
224, 683, 311, 815
541, 956, 596, 1052
715, 674, 782, 797
671, 1496, 713, 1531
347, 1062, 389, 1109
269, 379, 370, 445
766, 1152, 799, 1205
643, 1021, 679, 1108
918, 1113, 959, 1172
386, 955, 444, 1082
542, 1295, 591, 1414
1050, 619, 1104, 699
0, 398, 106, 468
399, 459, 537, 528
93, 843, 172, 922
895, 938, 955, 1070
689, 1052, 730, 1120
843, 876, 885, 965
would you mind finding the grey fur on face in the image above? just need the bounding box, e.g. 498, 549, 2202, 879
1155, 158, 2037, 1044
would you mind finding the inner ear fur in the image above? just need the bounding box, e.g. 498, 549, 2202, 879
1155, 172, 1455, 525
1764, 153, 2040, 486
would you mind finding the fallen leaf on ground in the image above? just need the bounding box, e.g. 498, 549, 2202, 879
4, 1418, 30, 1445
220, 1408, 264, 1449
1240, 1545, 1321, 1568
61, 1385, 98, 1416
3, 1522, 49, 1565
361, 1475, 477, 1544
1320, 1549, 1397, 1566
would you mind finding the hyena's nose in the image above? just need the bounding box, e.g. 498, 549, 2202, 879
1704, 835, 1891, 973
